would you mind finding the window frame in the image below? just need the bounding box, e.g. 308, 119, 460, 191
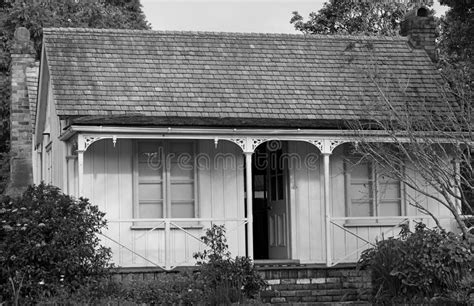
132, 140, 198, 221
344, 157, 406, 226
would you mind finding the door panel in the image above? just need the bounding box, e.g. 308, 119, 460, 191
267, 148, 289, 259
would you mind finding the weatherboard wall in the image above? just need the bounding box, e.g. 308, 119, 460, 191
73, 139, 455, 267
82, 139, 246, 267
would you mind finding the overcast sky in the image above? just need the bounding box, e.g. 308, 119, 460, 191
141, 0, 448, 34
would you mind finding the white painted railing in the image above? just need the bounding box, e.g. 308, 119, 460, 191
327, 215, 462, 266
100, 215, 468, 270
100, 218, 249, 270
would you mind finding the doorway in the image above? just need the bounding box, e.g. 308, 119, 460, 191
252, 142, 290, 260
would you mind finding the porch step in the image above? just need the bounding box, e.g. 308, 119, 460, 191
256, 264, 372, 304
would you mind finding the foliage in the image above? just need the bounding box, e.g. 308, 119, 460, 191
321, 0, 474, 235
0, 0, 150, 194
0, 73, 10, 194
0, 183, 112, 304
35, 276, 126, 305
438, 0, 473, 214
344, 37, 473, 236
36, 225, 266, 305
35, 273, 204, 305
123, 273, 204, 305
193, 224, 267, 304
0, 152, 9, 196
359, 223, 474, 304
290, 0, 411, 35
439, 0, 473, 69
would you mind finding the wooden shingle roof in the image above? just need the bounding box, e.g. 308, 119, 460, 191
42, 28, 447, 128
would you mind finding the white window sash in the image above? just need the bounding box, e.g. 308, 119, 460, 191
345, 158, 403, 219
134, 140, 197, 219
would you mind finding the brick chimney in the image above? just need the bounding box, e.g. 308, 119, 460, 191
6, 27, 36, 196
400, 6, 437, 62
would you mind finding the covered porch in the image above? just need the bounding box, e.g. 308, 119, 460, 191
60, 126, 454, 270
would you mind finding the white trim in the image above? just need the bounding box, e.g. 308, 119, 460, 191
288, 142, 297, 260
244, 152, 254, 259
59, 125, 473, 145
62, 141, 68, 193
45, 143, 53, 184
61, 126, 354, 139
34, 44, 47, 146
323, 153, 331, 266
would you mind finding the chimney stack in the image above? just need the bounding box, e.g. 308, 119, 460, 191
6, 27, 35, 196
400, 6, 437, 62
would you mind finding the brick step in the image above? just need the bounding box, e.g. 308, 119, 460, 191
257, 265, 371, 304
262, 289, 365, 304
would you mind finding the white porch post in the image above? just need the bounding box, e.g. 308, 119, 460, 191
323, 152, 332, 266
164, 220, 171, 270
244, 151, 254, 259
77, 134, 85, 197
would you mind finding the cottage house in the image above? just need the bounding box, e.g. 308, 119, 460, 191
10, 7, 461, 273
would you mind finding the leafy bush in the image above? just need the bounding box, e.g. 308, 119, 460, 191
35, 276, 126, 305
194, 224, 267, 304
37, 273, 204, 305
124, 273, 204, 305
359, 223, 474, 304
0, 183, 111, 304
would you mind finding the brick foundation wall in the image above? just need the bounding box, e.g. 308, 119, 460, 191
110, 267, 195, 283
111, 264, 372, 304
257, 264, 371, 304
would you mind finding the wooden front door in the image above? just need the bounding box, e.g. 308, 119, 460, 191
267, 147, 289, 259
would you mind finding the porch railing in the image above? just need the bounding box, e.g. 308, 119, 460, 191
327, 215, 464, 266
100, 218, 248, 270
100, 215, 469, 270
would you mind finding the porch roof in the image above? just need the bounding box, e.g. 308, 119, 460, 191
43, 28, 448, 128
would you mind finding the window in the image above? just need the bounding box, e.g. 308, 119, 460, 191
134, 141, 196, 219
269, 148, 284, 202
346, 159, 403, 221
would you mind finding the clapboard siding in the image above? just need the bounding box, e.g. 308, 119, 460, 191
197, 140, 246, 257
46, 82, 66, 191
80, 139, 457, 267
288, 141, 325, 263
83, 139, 245, 267
288, 142, 457, 264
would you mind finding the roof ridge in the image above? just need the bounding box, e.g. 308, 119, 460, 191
42, 27, 406, 42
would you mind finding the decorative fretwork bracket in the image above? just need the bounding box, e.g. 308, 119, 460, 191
77, 134, 118, 152
222, 137, 348, 154
305, 139, 347, 154
227, 138, 268, 153
84, 136, 106, 151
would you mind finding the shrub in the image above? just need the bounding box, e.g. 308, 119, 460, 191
194, 224, 267, 304
35, 276, 126, 305
359, 223, 474, 304
36, 272, 206, 305
0, 183, 111, 304
124, 272, 204, 305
